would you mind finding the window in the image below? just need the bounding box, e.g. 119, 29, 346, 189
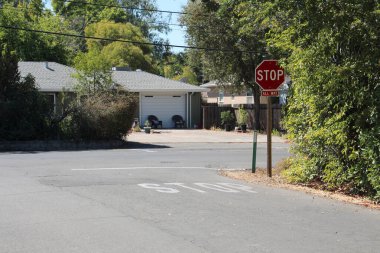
44, 93, 56, 113
218, 90, 224, 102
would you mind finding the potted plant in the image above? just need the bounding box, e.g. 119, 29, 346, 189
220, 111, 234, 131
237, 107, 249, 133
144, 120, 151, 134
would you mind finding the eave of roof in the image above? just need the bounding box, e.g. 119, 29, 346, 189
112, 70, 209, 93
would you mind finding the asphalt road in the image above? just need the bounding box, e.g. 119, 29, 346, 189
0, 142, 379, 253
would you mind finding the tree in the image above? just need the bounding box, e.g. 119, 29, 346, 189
161, 53, 199, 85
84, 21, 156, 72
73, 49, 113, 96
0, 3, 79, 64
266, 0, 380, 200
181, 0, 269, 130
52, 0, 168, 38
0, 44, 51, 140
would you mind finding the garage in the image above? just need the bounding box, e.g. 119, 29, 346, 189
141, 94, 186, 128
112, 68, 208, 129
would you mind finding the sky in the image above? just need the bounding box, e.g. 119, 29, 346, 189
44, 0, 188, 53
155, 0, 188, 52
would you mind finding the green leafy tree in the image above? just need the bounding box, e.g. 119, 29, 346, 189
266, 0, 380, 200
161, 53, 199, 85
84, 21, 156, 72
181, 0, 269, 130
52, 0, 168, 37
73, 49, 113, 96
0, 45, 51, 140
0, 3, 79, 64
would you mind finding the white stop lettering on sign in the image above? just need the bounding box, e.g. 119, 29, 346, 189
256, 69, 284, 81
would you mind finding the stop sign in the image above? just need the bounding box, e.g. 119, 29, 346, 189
255, 60, 285, 90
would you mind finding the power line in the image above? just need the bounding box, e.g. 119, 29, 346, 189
60, 0, 191, 16
0, 25, 257, 54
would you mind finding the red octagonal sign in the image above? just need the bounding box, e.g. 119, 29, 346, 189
255, 60, 285, 90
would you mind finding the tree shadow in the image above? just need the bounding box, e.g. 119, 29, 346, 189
0, 141, 171, 154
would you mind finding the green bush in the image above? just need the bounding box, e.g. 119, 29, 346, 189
236, 107, 248, 126
220, 111, 234, 126
61, 91, 138, 140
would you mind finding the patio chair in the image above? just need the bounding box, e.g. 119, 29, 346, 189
172, 115, 186, 128
147, 115, 162, 129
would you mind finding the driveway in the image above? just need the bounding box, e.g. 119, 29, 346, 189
127, 129, 287, 143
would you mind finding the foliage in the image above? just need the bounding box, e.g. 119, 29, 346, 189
0, 45, 51, 140
220, 111, 234, 126
181, 0, 270, 129
73, 49, 113, 96
161, 53, 200, 85
51, 0, 167, 38
144, 120, 151, 127
61, 91, 138, 140
84, 21, 156, 73
236, 107, 248, 125
0, 3, 79, 64
267, 0, 380, 201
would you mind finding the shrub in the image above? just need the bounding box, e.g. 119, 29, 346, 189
61, 91, 138, 140
236, 107, 248, 126
220, 111, 234, 126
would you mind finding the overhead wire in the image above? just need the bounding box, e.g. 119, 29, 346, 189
0, 25, 257, 54
0, 2, 244, 53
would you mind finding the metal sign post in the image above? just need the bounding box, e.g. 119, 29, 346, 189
252, 130, 258, 173
267, 97, 272, 177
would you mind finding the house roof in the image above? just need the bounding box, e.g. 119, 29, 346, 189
112, 70, 207, 93
18, 62, 76, 92
18, 61, 208, 93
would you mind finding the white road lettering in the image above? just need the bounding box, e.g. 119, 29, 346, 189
138, 183, 257, 194
217, 183, 258, 193
138, 183, 179, 193
194, 183, 240, 193
164, 183, 206, 193
72, 167, 213, 171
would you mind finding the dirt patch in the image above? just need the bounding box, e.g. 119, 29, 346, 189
220, 169, 380, 210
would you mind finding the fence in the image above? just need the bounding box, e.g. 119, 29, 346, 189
202, 104, 283, 131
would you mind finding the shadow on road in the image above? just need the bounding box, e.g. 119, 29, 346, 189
0, 141, 171, 154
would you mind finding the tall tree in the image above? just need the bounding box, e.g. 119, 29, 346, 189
181, 0, 269, 130
84, 21, 156, 72
51, 0, 168, 38
0, 44, 51, 140
267, 0, 380, 200
0, 3, 79, 64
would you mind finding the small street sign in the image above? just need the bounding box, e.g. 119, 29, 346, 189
261, 90, 280, 97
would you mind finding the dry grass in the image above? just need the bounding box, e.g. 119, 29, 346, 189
220, 168, 380, 210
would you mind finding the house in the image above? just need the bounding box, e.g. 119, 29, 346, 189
18, 61, 76, 114
200, 80, 289, 107
112, 67, 207, 128
18, 62, 208, 129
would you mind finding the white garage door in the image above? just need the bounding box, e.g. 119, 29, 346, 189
141, 95, 186, 128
